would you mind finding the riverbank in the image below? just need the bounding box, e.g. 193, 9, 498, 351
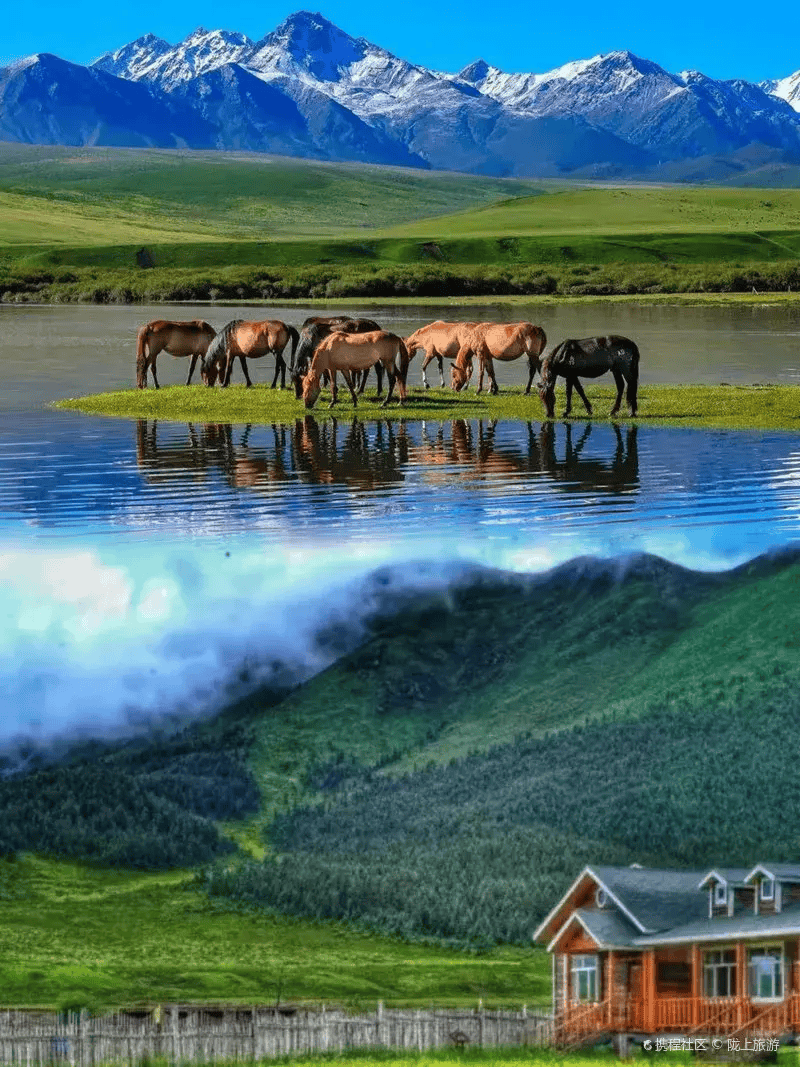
56, 382, 800, 431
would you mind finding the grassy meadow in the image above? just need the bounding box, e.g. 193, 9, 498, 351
57, 382, 800, 431
0, 855, 547, 1013
6, 145, 800, 300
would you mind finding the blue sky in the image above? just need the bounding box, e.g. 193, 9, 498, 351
4, 0, 799, 83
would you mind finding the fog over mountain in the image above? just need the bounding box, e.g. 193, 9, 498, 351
2, 10, 800, 179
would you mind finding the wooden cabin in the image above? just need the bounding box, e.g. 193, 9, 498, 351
534, 863, 800, 1045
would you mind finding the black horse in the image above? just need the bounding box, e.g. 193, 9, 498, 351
291, 317, 382, 398
537, 336, 640, 419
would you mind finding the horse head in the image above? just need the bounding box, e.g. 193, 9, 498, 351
450, 361, 470, 392
302, 371, 322, 410
200, 353, 222, 387
537, 362, 556, 418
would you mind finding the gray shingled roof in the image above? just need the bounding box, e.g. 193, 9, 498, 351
634, 903, 800, 946
699, 868, 750, 887
572, 908, 640, 948
591, 866, 710, 932
747, 863, 800, 882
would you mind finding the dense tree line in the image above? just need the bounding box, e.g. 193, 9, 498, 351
202, 675, 800, 946
0, 709, 263, 868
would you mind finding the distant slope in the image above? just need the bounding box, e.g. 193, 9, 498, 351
204, 548, 800, 946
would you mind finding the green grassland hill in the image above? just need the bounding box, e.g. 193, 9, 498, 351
6, 147, 800, 299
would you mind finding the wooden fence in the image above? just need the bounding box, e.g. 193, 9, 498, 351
0, 1005, 554, 1064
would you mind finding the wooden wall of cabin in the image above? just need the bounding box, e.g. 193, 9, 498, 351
654, 948, 692, 998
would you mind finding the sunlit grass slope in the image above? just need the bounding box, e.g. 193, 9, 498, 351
0, 855, 547, 1012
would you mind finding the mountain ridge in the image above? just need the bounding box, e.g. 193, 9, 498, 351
4, 11, 800, 179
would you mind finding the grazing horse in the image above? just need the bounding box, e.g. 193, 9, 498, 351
136, 320, 217, 388
292, 317, 382, 398
537, 335, 640, 418
302, 331, 409, 410
450, 322, 547, 395
404, 321, 479, 388
202, 319, 300, 388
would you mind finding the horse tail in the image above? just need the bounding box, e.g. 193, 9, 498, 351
287, 325, 300, 371
136, 325, 150, 388
395, 337, 410, 386
626, 339, 641, 413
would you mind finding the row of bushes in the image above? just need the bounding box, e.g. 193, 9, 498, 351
3, 260, 800, 303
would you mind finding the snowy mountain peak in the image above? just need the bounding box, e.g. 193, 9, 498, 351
458, 59, 492, 83
259, 10, 368, 80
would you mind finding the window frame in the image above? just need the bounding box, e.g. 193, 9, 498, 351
703, 947, 737, 998
714, 882, 727, 906
760, 879, 775, 902
570, 954, 599, 1003
748, 944, 784, 1002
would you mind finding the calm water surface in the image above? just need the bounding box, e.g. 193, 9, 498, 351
2, 300, 800, 742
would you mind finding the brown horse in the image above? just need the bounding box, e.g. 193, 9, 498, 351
537, 336, 640, 419
404, 321, 479, 388
450, 322, 547, 394
202, 319, 300, 388
302, 331, 408, 410
136, 320, 217, 388
292, 317, 382, 398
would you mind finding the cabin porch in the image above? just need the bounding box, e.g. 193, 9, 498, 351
554, 943, 800, 1044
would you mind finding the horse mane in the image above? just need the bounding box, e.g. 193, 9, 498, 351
202, 319, 243, 374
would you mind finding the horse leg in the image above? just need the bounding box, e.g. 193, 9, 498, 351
374, 361, 384, 397
240, 356, 253, 388
151, 356, 160, 390
487, 357, 499, 396
564, 377, 573, 416
610, 368, 625, 417
437, 355, 445, 388
270, 352, 281, 389
525, 356, 537, 395
421, 350, 432, 389
342, 370, 359, 407
186, 354, 199, 386
381, 364, 398, 408
223, 355, 234, 388
626, 366, 639, 416
572, 376, 593, 416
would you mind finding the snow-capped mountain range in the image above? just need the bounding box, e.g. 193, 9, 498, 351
3, 10, 800, 180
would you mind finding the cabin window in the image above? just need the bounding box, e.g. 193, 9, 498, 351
749, 946, 783, 999
570, 955, 599, 1002
703, 949, 736, 997
761, 879, 775, 902
714, 882, 727, 906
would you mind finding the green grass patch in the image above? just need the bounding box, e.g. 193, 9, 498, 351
0, 855, 547, 1012
55, 383, 800, 432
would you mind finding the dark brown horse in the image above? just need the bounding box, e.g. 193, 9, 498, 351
291, 317, 382, 398
302, 330, 408, 410
136, 320, 217, 388
202, 319, 300, 388
538, 336, 640, 418
450, 322, 548, 394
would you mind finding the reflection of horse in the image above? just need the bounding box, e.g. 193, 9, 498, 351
408, 419, 638, 494
450, 322, 547, 394
302, 331, 409, 410
292, 317, 381, 398
292, 416, 408, 491
136, 320, 217, 389
538, 336, 640, 418
404, 321, 479, 388
202, 319, 300, 388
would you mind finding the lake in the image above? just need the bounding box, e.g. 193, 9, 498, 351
2, 299, 800, 747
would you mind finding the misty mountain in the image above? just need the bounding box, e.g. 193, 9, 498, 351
4, 11, 800, 177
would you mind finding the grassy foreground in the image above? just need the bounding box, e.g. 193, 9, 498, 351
0, 855, 547, 1013
56, 383, 800, 431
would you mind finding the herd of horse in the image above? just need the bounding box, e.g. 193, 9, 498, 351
135, 314, 640, 418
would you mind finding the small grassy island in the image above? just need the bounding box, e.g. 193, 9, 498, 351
57, 382, 800, 432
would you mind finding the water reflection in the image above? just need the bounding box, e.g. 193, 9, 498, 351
134, 417, 639, 498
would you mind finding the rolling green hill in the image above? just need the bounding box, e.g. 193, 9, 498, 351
5, 146, 800, 301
